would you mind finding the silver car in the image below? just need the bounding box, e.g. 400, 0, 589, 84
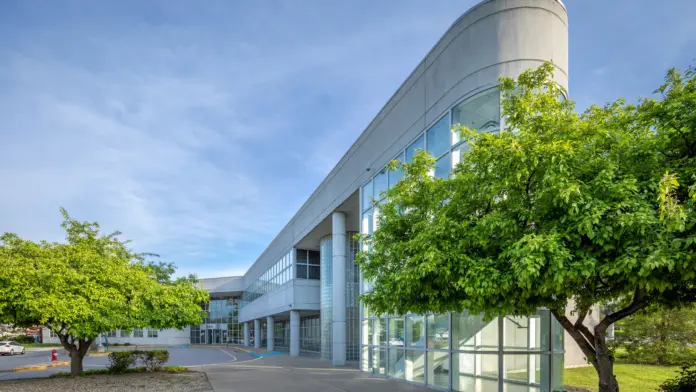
0, 341, 25, 356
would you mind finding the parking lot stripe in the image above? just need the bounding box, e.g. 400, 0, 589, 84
218, 348, 236, 361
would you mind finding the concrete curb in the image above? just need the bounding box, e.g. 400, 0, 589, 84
1, 360, 71, 373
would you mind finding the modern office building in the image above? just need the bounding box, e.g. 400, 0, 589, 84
235, 1, 572, 391
45, 1, 576, 390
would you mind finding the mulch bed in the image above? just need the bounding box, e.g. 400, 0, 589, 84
0, 371, 213, 392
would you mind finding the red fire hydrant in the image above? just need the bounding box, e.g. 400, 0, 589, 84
51, 349, 58, 362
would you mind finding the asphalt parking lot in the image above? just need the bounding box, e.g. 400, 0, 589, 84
0, 346, 254, 381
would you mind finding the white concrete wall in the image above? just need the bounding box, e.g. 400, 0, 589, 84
239, 279, 320, 322
41, 327, 190, 347
564, 302, 601, 368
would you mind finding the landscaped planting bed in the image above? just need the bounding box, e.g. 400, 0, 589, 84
0, 371, 213, 392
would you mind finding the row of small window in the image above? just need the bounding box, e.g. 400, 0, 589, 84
241, 251, 293, 306
362, 347, 564, 390
296, 249, 320, 280
104, 329, 159, 338
361, 87, 500, 211
362, 311, 564, 353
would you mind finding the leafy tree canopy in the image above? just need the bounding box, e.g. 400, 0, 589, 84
0, 209, 209, 375
356, 62, 696, 392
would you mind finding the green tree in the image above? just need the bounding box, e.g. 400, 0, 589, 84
356, 62, 696, 392
0, 209, 209, 376
612, 304, 696, 365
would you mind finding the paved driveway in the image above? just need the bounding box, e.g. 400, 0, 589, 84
201, 355, 431, 392
0, 347, 253, 381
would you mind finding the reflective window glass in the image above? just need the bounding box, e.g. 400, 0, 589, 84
308, 265, 320, 280
427, 314, 450, 349
388, 152, 405, 188
406, 134, 425, 163
406, 315, 425, 348
505, 316, 529, 350
388, 349, 405, 379
373, 347, 387, 375
297, 266, 307, 279
405, 350, 425, 383
427, 351, 450, 388
435, 153, 450, 179
427, 115, 450, 158
453, 312, 486, 350
373, 169, 388, 200
362, 180, 373, 211
388, 317, 405, 346
504, 355, 529, 383
452, 88, 500, 144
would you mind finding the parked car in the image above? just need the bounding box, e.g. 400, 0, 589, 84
0, 341, 25, 356
388, 338, 405, 346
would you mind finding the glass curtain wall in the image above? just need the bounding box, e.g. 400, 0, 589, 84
358, 88, 564, 390
319, 232, 360, 361
190, 297, 243, 345
274, 320, 290, 349
241, 251, 293, 307
361, 310, 563, 391
300, 314, 321, 353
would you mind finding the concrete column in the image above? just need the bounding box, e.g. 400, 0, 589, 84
243, 322, 250, 347
290, 310, 300, 357
267, 315, 274, 352
254, 319, 261, 349
332, 211, 347, 366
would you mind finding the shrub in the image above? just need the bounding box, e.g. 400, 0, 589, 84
123, 342, 131, 346
106, 350, 170, 373
14, 335, 34, 344
108, 351, 136, 373
137, 350, 169, 372
659, 364, 696, 392
614, 341, 696, 366
113, 343, 121, 346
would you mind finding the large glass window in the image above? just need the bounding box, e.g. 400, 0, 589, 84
405, 350, 425, 383
427, 351, 450, 388
362, 180, 373, 211
374, 317, 386, 346
406, 315, 425, 348
453, 312, 485, 350
452, 88, 500, 145
373, 169, 388, 201
133, 328, 143, 338
389, 317, 405, 346
242, 250, 294, 307
427, 314, 450, 350
373, 347, 387, 375
427, 115, 451, 158
388, 152, 405, 188
435, 153, 450, 179
406, 134, 425, 163
388, 348, 405, 379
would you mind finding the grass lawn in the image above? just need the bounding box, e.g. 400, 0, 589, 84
22, 343, 63, 348
565, 364, 679, 392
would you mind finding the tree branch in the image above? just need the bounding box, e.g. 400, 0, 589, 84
552, 309, 598, 370
596, 286, 648, 335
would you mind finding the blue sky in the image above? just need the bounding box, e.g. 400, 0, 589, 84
1, 0, 694, 278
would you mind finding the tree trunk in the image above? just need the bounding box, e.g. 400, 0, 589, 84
595, 327, 619, 392
69, 350, 84, 377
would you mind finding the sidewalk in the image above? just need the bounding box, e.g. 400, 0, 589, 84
201, 354, 431, 392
